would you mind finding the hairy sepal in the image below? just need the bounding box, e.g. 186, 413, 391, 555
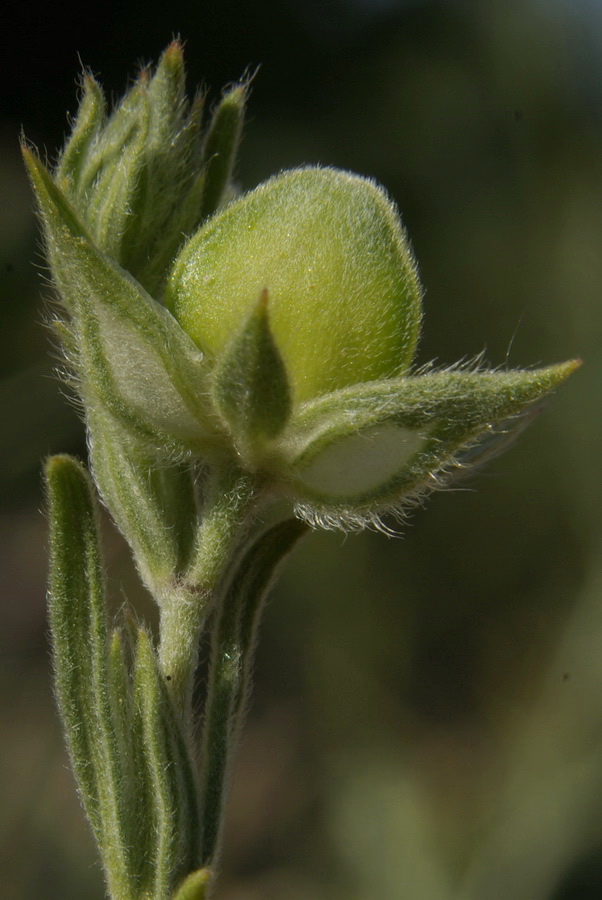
24, 148, 223, 457
278, 362, 580, 527
212, 290, 292, 461
87, 408, 197, 595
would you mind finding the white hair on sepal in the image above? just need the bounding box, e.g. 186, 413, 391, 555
291, 429, 498, 537
410, 350, 489, 378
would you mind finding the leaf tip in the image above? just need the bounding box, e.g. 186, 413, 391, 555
171, 868, 213, 900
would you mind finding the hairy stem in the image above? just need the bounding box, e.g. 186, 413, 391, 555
158, 465, 260, 721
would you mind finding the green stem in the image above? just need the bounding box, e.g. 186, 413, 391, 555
158, 465, 260, 721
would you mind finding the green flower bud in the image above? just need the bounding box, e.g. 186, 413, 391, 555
25, 42, 579, 535
165, 166, 422, 404
54, 42, 248, 298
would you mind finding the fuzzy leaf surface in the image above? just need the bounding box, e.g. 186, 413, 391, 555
278, 362, 580, 523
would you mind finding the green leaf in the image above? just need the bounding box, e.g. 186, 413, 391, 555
119, 42, 206, 295
134, 629, 202, 898
53, 42, 207, 297
23, 148, 221, 455
199, 518, 308, 864
200, 82, 247, 219
87, 410, 198, 596
85, 82, 151, 262
278, 362, 581, 525
46, 455, 138, 899
213, 289, 292, 457
108, 628, 132, 773
56, 74, 107, 195
46, 455, 104, 835
171, 869, 213, 900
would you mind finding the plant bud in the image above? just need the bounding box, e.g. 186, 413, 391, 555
166, 167, 423, 404
54, 42, 248, 298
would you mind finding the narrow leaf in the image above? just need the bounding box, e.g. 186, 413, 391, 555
281, 362, 580, 519
75, 78, 148, 208
199, 518, 308, 864
146, 40, 187, 139
56, 74, 106, 195
108, 628, 132, 767
46, 455, 137, 898
89, 86, 151, 260
135, 629, 202, 897
46, 454, 104, 835
120, 42, 205, 295
200, 82, 247, 219
23, 148, 219, 454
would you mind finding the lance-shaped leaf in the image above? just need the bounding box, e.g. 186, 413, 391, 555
212, 289, 292, 460
56, 74, 107, 196
56, 43, 207, 296
118, 43, 206, 295
46, 455, 104, 835
46, 455, 139, 899
199, 518, 308, 864
134, 629, 202, 898
87, 408, 197, 595
108, 628, 133, 782
200, 81, 247, 220
276, 362, 580, 527
83, 82, 151, 264
24, 148, 224, 456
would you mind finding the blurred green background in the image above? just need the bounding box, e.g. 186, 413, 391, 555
1, 0, 600, 897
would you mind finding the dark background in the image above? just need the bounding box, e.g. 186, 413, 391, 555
1, 1, 600, 897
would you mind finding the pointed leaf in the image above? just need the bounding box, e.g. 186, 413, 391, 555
213, 289, 292, 456
24, 148, 221, 454
134, 629, 202, 897
171, 869, 213, 900
199, 518, 308, 863
278, 362, 580, 523
56, 74, 106, 195
200, 82, 247, 219
87, 83, 151, 260
54, 44, 207, 296
46, 455, 104, 836
119, 42, 206, 294
46, 455, 138, 898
